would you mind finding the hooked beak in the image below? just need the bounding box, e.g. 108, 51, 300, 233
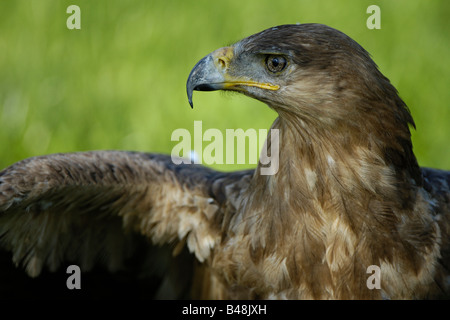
186, 46, 279, 108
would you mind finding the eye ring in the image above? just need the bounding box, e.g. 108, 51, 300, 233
265, 55, 287, 73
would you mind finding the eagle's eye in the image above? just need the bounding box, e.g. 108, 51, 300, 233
265, 55, 287, 73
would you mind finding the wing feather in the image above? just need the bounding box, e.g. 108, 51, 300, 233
0, 150, 253, 296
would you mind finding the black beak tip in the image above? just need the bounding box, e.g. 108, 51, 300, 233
186, 54, 220, 109
187, 87, 194, 109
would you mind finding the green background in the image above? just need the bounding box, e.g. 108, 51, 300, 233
0, 0, 449, 172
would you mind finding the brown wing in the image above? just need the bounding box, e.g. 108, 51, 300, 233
0, 151, 253, 298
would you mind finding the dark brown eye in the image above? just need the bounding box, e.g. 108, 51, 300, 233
265, 55, 287, 73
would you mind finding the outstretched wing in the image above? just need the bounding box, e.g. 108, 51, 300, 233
0, 151, 253, 298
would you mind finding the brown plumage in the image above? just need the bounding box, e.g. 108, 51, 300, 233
1, 24, 449, 299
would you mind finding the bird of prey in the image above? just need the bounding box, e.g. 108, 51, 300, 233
0, 24, 449, 299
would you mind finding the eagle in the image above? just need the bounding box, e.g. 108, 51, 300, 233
0, 23, 449, 299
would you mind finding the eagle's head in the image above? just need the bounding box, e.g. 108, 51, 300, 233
188, 24, 369, 110
188, 24, 409, 124
187, 23, 422, 187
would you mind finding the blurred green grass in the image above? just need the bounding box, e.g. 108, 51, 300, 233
0, 0, 449, 171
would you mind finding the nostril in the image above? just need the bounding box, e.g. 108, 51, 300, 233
217, 58, 227, 70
